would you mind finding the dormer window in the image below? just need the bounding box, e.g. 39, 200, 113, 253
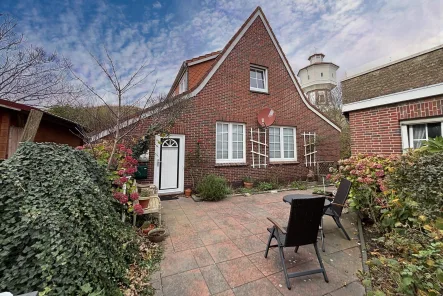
250, 65, 268, 93
179, 71, 187, 94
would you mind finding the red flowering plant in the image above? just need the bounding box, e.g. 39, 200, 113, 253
77, 141, 144, 218
327, 153, 400, 223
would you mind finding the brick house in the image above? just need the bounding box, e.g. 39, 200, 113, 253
342, 45, 443, 155
97, 7, 341, 195
0, 99, 83, 160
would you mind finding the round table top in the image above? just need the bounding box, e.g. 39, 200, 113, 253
283, 194, 331, 207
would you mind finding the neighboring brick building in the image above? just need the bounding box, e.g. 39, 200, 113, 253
342, 45, 443, 155
0, 99, 83, 160
97, 7, 341, 195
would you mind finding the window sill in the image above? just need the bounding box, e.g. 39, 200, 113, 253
269, 161, 300, 165
250, 89, 269, 95
214, 162, 248, 167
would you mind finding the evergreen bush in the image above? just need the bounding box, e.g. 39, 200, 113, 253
196, 174, 230, 201
0, 143, 139, 295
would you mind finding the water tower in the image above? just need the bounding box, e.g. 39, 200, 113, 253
297, 53, 339, 108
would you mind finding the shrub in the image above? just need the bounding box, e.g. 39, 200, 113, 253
242, 176, 253, 183
331, 152, 443, 295
290, 180, 307, 190
79, 141, 143, 218
257, 181, 278, 191
0, 143, 139, 295
196, 174, 230, 201
328, 154, 399, 222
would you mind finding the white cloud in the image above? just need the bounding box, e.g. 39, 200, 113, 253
4, 0, 442, 107
153, 1, 162, 9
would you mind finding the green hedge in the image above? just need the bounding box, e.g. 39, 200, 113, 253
0, 143, 138, 295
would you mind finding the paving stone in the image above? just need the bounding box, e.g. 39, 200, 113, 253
232, 235, 268, 255
220, 224, 253, 240
170, 232, 203, 252
190, 219, 220, 232
200, 264, 231, 294
162, 268, 210, 296
329, 281, 365, 296
206, 241, 244, 263
213, 216, 241, 228
232, 278, 282, 296
267, 260, 349, 296
322, 248, 362, 282
198, 229, 230, 246
248, 250, 283, 276
213, 289, 235, 296
217, 256, 264, 288
191, 246, 215, 267
160, 250, 198, 277
243, 220, 269, 234
231, 213, 258, 224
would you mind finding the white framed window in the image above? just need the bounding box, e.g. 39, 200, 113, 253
269, 126, 297, 162
401, 118, 443, 150
250, 65, 268, 93
408, 122, 442, 148
216, 122, 246, 163
179, 71, 187, 94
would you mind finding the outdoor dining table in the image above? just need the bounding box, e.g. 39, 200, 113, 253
283, 194, 331, 212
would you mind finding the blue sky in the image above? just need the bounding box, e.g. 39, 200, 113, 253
1, 0, 442, 103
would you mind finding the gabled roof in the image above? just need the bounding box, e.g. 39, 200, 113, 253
166, 50, 221, 98
95, 6, 341, 140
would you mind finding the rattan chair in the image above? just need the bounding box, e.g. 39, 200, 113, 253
264, 196, 328, 290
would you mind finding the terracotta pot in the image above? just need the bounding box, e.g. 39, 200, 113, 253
184, 188, 192, 197
139, 199, 150, 209
243, 182, 253, 189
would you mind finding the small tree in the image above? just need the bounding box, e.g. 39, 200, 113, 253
68, 47, 188, 170
0, 14, 76, 106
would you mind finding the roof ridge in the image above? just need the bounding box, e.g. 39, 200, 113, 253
185, 50, 221, 63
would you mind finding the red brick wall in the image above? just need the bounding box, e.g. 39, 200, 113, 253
349, 95, 443, 155
0, 110, 10, 159
123, 16, 340, 187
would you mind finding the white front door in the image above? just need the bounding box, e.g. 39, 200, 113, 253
154, 135, 185, 195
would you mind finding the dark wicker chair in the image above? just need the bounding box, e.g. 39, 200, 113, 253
323, 178, 352, 243
264, 196, 328, 290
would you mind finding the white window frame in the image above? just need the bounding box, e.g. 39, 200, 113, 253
400, 117, 443, 150
269, 126, 297, 162
216, 122, 246, 164
179, 71, 187, 94
250, 65, 268, 93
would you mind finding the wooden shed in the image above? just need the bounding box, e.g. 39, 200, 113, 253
0, 99, 83, 160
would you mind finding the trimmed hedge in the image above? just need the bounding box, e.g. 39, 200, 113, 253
0, 143, 138, 295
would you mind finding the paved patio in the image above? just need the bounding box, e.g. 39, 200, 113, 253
152, 190, 365, 296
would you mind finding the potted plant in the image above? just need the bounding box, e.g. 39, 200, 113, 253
184, 188, 192, 197
242, 176, 254, 189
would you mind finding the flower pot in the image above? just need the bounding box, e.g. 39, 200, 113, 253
139, 198, 150, 209
147, 228, 167, 242
184, 188, 192, 197
243, 182, 253, 189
